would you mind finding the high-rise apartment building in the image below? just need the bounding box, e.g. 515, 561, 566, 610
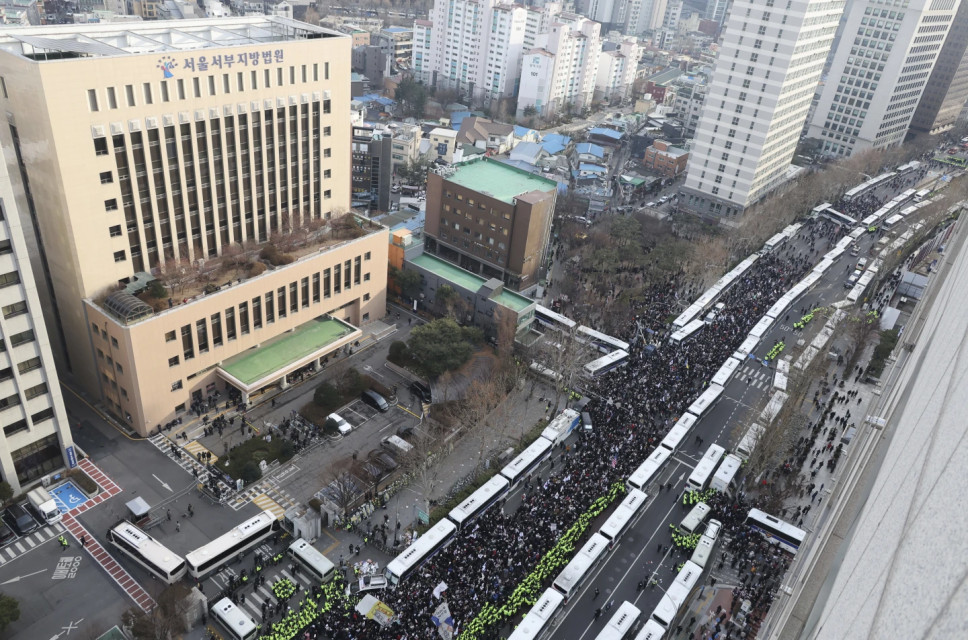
909, 0, 968, 136
596, 38, 641, 102
517, 13, 603, 119
0, 18, 389, 435
808, 0, 961, 157
0, 140, 74, 494
421, 0, 528, 107
680, 0, 845, 218
424, 158, 557, 292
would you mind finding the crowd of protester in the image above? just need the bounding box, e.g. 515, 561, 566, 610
253, 219, 844, 640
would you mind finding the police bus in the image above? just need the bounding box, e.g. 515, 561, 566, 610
686, 443, 726, 492
679, 502, 711, 535
107, 522, 187, 584
599, 489, 648, 549
211, 597, 258, 640
746, 509, 806, 554
627, 446, 671, 492
659, 413, 698, 453
552, 533, 609, 602
735, 423, 765, 460
385, 518, 458, 585
583, 350, 630, 378
508, 588, 565, 640
185, 510, 278, 578
710, 454, 743, 494
595, 601, 642, 640
447, 475, 510, 530
500, 436, 554, 487
287, 538, 336, 584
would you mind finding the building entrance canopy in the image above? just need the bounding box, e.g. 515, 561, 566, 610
217, 316, 360, 394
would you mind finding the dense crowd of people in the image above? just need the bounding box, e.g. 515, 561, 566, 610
255, 221, 840, 640
241, 157, 942, 639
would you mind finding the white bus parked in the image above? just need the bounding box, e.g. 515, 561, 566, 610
287, 538, 336, 584
686, 444, 726, 492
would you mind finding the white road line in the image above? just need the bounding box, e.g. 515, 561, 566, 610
24, 536, 35, 548
14, 542, 24, 553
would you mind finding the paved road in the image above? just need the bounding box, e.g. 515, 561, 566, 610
548, 181, 930, 639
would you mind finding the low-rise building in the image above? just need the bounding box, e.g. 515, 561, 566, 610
456, 117, 517, 155
428, 128, 460, 164
643, 139, 688, 177
84, 218, 388, 434
424, 158, 557, 292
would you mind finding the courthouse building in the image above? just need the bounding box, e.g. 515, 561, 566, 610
0, 17, 387, 435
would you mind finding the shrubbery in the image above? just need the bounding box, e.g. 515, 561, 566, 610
259, 244, 295, 266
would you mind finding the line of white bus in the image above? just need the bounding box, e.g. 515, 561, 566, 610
584, 350, 630, 378
578, 325, 631, 354
595, 601, 642, 640
107, 521, 187, 584
747, 508, 806, 554
686, 444, 726, 492
211, 597, 258, 640
185, 510, 278, 578
508, 588, 565, 640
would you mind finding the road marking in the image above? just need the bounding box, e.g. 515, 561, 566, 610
24, 536, 35, 548
14, 542, 25, 553
0, 568, 45, 585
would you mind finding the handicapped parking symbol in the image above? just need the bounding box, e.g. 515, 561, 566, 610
68, 495, 82, 504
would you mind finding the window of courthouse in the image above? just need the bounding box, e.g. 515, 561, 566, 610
11, 433, 62, 485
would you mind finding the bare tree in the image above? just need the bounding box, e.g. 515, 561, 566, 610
121, 583, 191, 640
530, 326, 587, 415
320, 464, 364, 523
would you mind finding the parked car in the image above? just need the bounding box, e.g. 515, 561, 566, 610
0, 520, 15, 546
346, 574, 389, 596
410, 381, 432, 404
327, 413, 353, 436
3, 503, 39, 536
361, 389, 390, 412
646, 201, 657, 208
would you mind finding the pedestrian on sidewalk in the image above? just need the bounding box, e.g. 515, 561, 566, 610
80, 535, 86, 547
175, 520, 181, 533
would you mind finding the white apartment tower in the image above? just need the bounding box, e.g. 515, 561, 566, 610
808, 0, 963, 157
423, 0, 528, 106
517, 14, 603, 119
596, 38, 641, 102
0, 139, 74, 494
680, 0, 846, 218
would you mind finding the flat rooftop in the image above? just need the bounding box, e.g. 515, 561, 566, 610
0, 16, 342, 61
445, 158, 557, 204
219, 316, 356, 387
409, 253, 533, 313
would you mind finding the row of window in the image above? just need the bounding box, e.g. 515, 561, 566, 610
86, 63, 330, 112
159, 252, 373, 366
94, 101, 332, 273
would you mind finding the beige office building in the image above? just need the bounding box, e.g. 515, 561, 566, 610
0, 17, 387, 435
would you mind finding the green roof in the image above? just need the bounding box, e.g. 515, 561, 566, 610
446, 158, 557, 204
96, 627, 127, 640
220, 317, 356, 386
409, 253, 533, 313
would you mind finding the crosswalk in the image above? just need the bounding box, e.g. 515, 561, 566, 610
233, 565, 319, 622
251, 493, 288, 519
147, 433, 234, 496
0, 522, 65, 565
739, 365, 775, 390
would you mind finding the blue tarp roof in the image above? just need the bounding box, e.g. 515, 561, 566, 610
450, 111, 472, 130
578, 163, 607, 173
576, 142, 605, 157
359, 93, 395, 106
540, 132, 571, 155
514, 125, 538, 139
588, 127, 623, 140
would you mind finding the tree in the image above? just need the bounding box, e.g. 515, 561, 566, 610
406, 318, 475, 379
389, 265, 423, 300
121, 584, 189, 640
320, 466, 363, 522
0, 593, 19, 632
523, 104, 537, 118
399, 158, 431, 187
395, 76, 429, 118
435, 284, 469, 321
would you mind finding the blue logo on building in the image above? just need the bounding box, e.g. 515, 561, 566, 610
157, 55, 177, 79
65, 446, 77, 469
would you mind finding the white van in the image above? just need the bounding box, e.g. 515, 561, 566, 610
381, 434, 414, 456
856, 258, 868, 270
